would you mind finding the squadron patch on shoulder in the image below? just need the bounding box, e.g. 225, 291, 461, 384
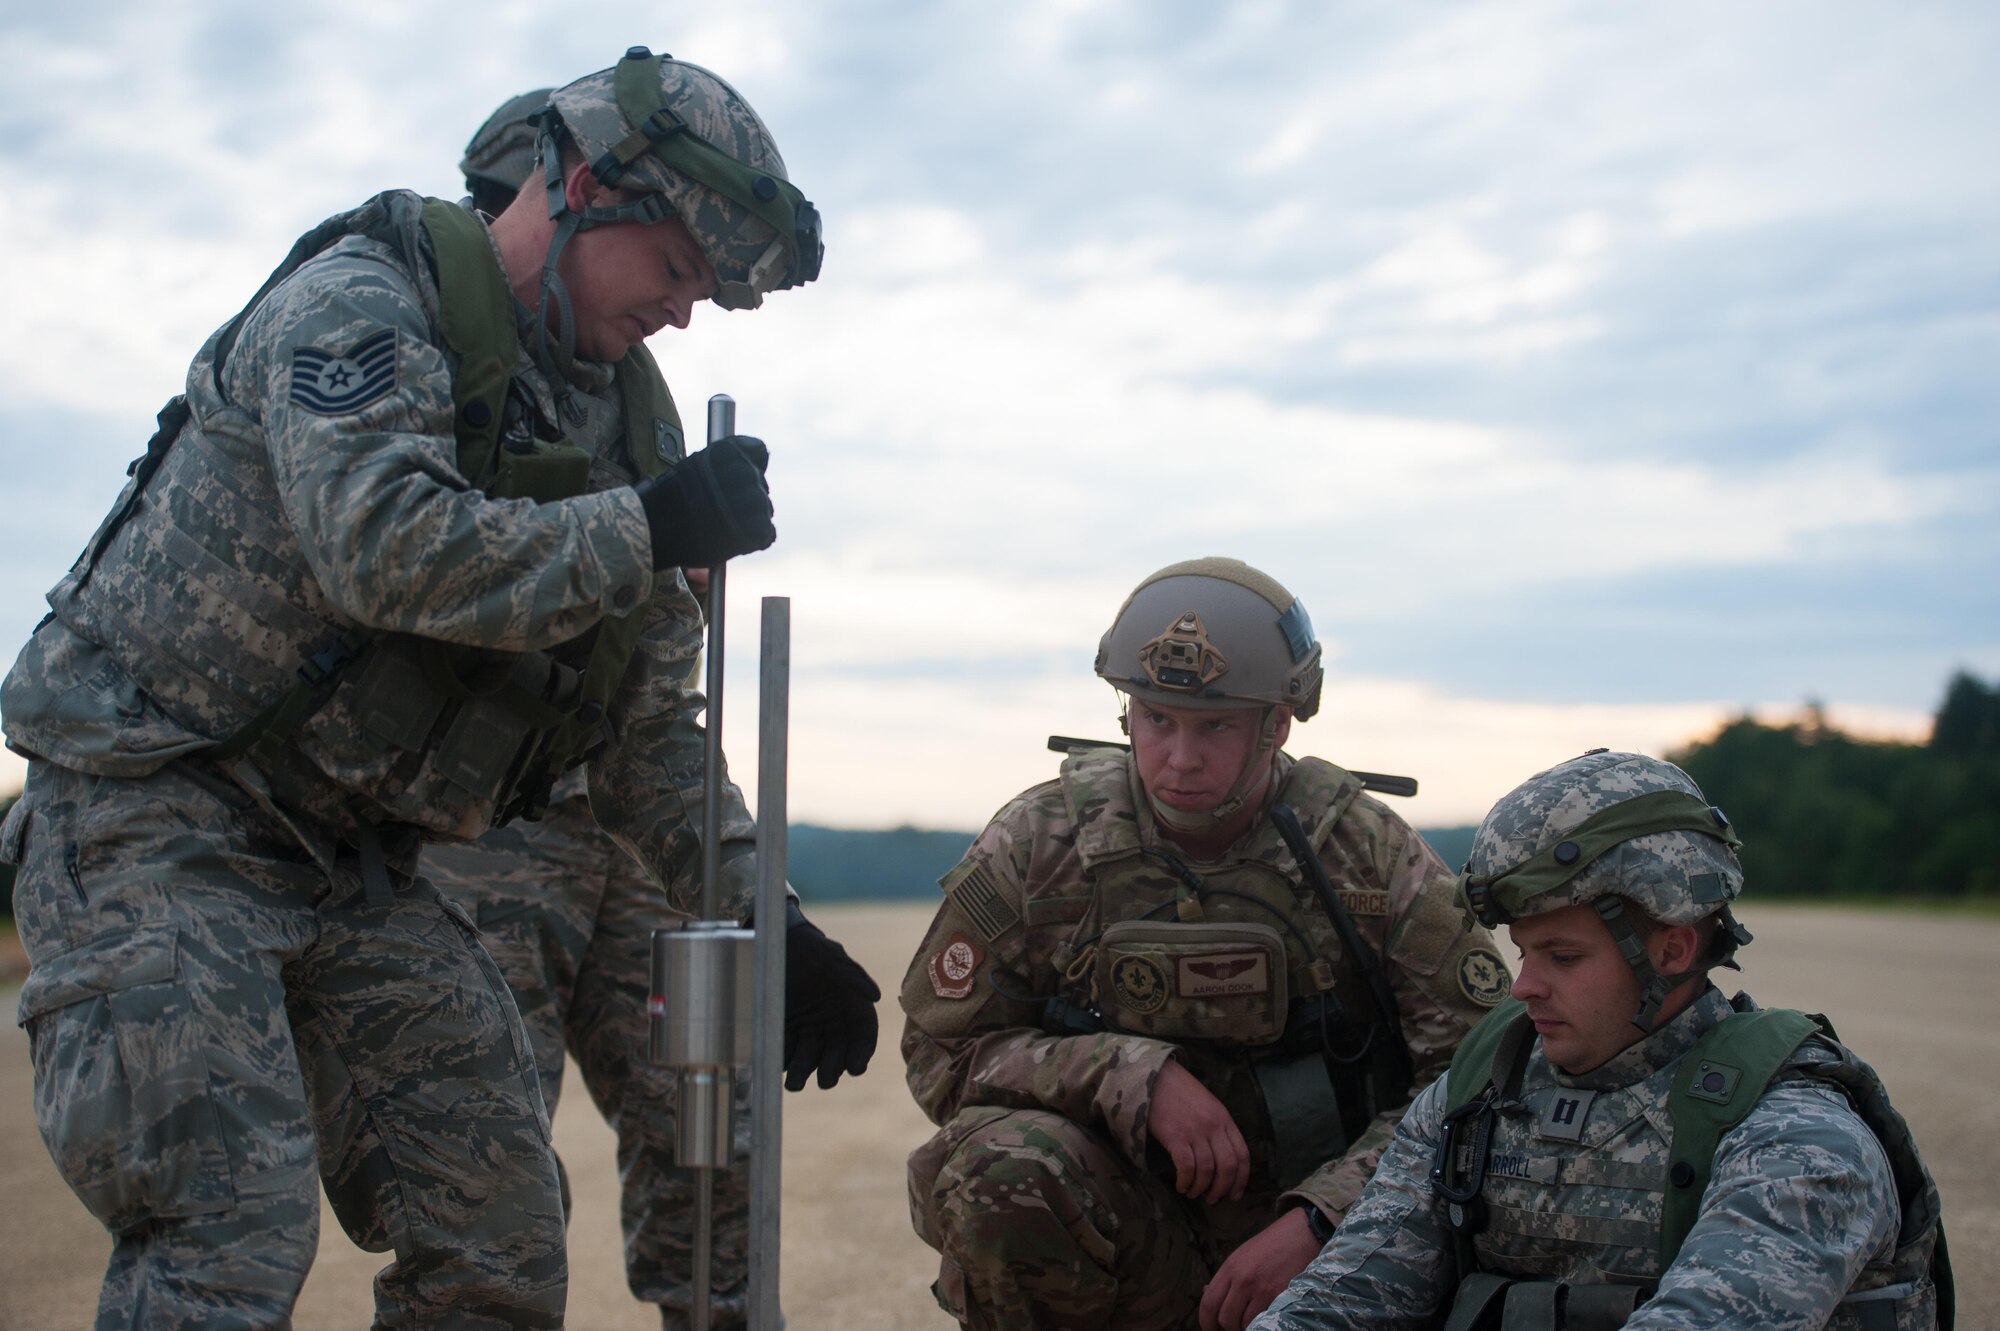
927, 932, 984, 1000
290, 328, 397, 415
1457, 947, 1510, 1006
941, 858, 1019, 942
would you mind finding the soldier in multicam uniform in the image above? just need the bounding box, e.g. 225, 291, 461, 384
1252, 750, 1950, 1331
0, 49, 878, 1330
410, 89, 789, 1330
902, 558, 1509, 1331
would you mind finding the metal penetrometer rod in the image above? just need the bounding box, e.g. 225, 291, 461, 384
749, 596, 790, 1329
691, 391, 735, 1331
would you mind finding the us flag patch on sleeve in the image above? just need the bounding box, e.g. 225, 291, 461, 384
290, 328, 397, 415
940, 858, 1019, 942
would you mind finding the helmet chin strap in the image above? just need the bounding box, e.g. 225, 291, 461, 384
530, 120, 674, 408
1594, 897, 1754, 1032
1145, 704, 1282, 834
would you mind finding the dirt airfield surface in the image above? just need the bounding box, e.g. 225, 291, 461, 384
2, 901, 1994, 1330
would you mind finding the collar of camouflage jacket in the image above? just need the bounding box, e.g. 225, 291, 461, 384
1550, 984, 1732, 1093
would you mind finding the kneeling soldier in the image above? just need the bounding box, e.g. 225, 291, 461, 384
1252, 749, 1951, 1331
902, 558, 1508, 1331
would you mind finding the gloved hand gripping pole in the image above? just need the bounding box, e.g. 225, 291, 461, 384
649, 395, 754, 1331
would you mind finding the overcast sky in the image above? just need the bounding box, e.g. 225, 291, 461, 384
2, 0, 1995, 829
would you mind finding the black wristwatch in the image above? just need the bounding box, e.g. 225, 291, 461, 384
1301, 1202, 1336, 1244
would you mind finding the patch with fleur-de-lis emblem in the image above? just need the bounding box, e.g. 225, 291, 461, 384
1457, 946, 1510, 1006
1111, 954, 1169, 1014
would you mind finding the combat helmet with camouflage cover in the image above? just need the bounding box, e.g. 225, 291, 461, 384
1095, 557, 1324, 830
1455, 749, 1752, 1029
541, 47, 820, 304
515, 45, 822, 386
461, 87, 553, 214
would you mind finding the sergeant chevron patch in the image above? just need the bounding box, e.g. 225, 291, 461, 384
290, 328, 397, 415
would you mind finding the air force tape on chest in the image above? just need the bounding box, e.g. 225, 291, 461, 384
939, 856, 1020, 942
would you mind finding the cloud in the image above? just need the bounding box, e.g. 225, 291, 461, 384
0, 0, 1994, 829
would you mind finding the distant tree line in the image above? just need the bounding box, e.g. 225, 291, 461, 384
8, 674, 1991, 920
0, 806, 1473, 917
1668, 671, 2000, 899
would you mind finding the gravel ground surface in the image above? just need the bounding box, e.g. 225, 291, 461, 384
1, 901, 1991, 1330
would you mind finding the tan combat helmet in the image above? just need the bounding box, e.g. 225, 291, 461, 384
1096, 558, 1324, 829
1456, 750, 1752, 1030
461, 87, 554, 214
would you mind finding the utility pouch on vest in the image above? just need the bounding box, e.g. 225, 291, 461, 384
1251, 1047, 1346, 1191
427, 647, 583, 803
1095, 920, 1288, 1044
1443, 1274, 1643, 1331
492, 442, 594, 503
352, 642, 449, 752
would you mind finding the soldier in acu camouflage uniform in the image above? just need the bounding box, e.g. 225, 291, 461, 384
0, 48, 877, 1330
410, 88, 806, 1331
902, 558, 1508, 1331
1252, 750, 1949, 1331
462, 88, 559, 218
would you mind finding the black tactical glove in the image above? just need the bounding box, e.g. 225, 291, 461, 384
783, 898, 881, 1091
633, 435, 776, 571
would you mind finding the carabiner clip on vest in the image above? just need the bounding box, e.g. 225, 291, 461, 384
1430, 1092, 1498, 1238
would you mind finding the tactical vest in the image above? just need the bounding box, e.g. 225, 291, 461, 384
46, 191, 685, 839
1051, 748, 1405, 1188
1433, 995, 1951, 1331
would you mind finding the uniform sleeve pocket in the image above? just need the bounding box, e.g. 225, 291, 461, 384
18, 925, 237, 1229
1384, 881, 1473, 977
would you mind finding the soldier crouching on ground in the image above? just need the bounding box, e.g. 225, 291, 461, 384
901, 558, 1509, 1331
0, 48, 877, 1330
1251, 750, 1951, 1331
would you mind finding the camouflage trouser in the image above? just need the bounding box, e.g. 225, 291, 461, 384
909, 1107, 1277, 1331
421, 792, 751, 1330
4, 759, 565, 1330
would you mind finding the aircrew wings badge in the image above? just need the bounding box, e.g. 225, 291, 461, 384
928, 932, 984, 1001
290, 328, 397, 415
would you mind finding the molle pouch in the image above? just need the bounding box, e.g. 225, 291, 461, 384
1096, 920, 1288, 1044
431, 695, 536, 806
352, 641, 449, 754
1441, 1276, 1643, 1331
1253, 1048, 1347, 1191
492, 439, 593, 504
